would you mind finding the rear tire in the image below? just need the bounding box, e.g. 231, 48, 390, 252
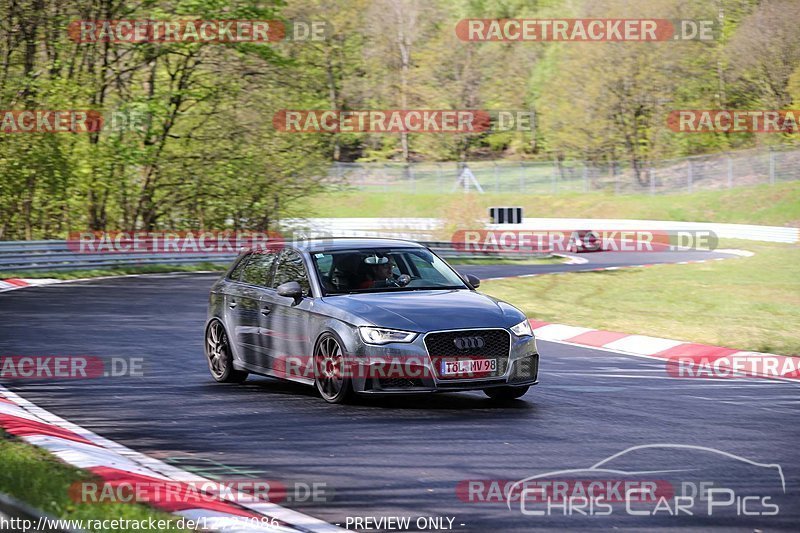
483, 385, 529, 400
205, 320, 248, 383
314, 333, 353, 404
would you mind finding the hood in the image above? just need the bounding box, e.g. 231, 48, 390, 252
320, 289, 525, 332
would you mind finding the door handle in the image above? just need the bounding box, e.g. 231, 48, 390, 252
228, 299, 237, 309
260, 306, 271, 316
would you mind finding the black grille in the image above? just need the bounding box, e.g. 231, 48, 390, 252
425, 329, 510, 378
378, 377, 423, 389
510, 354, 539, 383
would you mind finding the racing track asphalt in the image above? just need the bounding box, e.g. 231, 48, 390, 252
461, 248, 738, 279
1, 251, 798, 532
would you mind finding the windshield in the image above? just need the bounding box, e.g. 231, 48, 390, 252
311, 247, 468, 295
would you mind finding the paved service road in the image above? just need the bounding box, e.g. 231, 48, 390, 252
1, 265, 797, 531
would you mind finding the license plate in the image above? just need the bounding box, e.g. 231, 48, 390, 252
440, 358, 497, 377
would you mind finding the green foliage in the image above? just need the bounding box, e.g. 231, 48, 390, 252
0, 433, 190, 532
0, 0, 326, 239
0, 0, 798, 239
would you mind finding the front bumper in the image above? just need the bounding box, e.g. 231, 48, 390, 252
347, 330, 539, 394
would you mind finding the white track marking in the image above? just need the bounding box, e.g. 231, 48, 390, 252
602, 335, 686, 355
0, 384, 346, 532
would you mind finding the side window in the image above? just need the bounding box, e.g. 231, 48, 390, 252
240, 251, 278, 287
273, 249, 310, 296
407, 252, 448, 283
314, 253, 333, 276
228, 254, 250, 281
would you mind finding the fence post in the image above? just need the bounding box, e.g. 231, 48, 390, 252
409, 165, 416, 194
649, 167, 655, 195
687, 160, 693, 193
551, 160, 558, 194
519, 163, 524, 193
437, 163, 443, 193
727, 155, 733, 189
494, 163, 499, 192
614, 162, 620, 195
769, 150, 776, 185
582, 164, 588, 193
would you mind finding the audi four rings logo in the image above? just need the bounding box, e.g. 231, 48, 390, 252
453, 336, 485, 350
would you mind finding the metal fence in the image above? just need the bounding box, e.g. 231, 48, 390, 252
328, 147, 800, 195
0, 240, 235, 272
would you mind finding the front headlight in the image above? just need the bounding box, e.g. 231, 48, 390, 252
510, 319, 533, 337
359, 327, 418, 345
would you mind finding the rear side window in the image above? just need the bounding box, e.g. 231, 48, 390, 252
272, 249, 310, 296
240, 251, 278, 287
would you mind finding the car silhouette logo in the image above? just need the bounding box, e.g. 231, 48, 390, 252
454, 336, 485, 350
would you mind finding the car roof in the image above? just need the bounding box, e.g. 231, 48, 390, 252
294, 237, 426, 253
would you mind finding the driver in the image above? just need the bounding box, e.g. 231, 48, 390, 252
358, 254, 397, 289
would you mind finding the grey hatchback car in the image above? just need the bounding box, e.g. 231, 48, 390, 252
205, 238, 539, 403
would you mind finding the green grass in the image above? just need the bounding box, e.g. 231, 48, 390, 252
309, 182, 800, 227
1, 263, 225, 280
0, 432, 189, 532
479, 240, 800, 355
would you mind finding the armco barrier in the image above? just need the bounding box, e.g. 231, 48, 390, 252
288, 217, 799, 244
498, 219, 799, 244
0, 240, 239, 272
1, 217, 793, 272
0, 239, 548, 273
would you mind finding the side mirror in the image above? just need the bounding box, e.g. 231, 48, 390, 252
463, 273, 480, 289
277, 281, 303, 303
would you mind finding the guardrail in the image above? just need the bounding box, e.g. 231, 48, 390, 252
288, 217, 800, 244
0, 240, 548, 273
499, 219, 800, 244
0, 240, 238, 272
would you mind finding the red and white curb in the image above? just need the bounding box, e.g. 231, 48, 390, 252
552, 254, 588, 265
0, 272, 223, 293
0, 278, 61, 291
530, 320, 799, 383
0, 385, 345, 532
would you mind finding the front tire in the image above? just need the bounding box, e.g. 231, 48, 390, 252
314, 333, 353, 404
205, 319, 248, 383
484, 385, 529, 400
